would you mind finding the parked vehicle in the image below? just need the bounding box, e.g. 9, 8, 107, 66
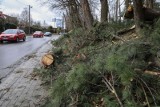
59, 32, 67, 36
44, 32, 52, 37
0, 29, 26, 43
33, 31, 44, 38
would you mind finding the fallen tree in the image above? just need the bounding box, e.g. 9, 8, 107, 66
124, 5, 160, 22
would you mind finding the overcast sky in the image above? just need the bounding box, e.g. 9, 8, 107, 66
1, 0, 160, 25
0, 0, 61, 25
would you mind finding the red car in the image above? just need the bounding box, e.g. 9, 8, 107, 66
0, 29, 26, 43
33, 31, 44, 38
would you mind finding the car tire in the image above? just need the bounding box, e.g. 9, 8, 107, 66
16, 37, 19, 42
23, 36, 26, 41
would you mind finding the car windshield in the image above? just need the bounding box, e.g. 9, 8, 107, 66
3, 29, 18, 34
20, 30, 24, 33
35, 31, 41, 33
45, 32, 50, 34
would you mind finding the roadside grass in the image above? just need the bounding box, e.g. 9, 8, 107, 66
36, 21, 160, 107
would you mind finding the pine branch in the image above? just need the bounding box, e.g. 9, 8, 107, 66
102, 75, 124, 107
138, 77, 157, 106
69, 93, 79, 106
141, 83, 150, 107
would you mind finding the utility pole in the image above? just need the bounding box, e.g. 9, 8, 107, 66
28, 5, 32, 34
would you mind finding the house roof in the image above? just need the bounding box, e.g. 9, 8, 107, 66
0, 11, 16, 19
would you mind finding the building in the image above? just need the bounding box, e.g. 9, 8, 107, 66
0, 11, 18, 32
0, 11, 18, 24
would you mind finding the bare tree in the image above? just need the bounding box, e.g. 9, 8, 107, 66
108, 0, 122, 22
132, 0, 144, 34
118, 0, 121, 22
17, 7, 34, 29
79, 0, 94, 29
108, 0, 115, 22
40, 0, 99, 30
19, 8, 29, 27
67, 0, 82, 29
88, 0, 100, 21
100, 0, 109, 22
42, 0, 83, 30
115, 0, 118, 22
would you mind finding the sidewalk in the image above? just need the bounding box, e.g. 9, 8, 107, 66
0, 41, 53, 107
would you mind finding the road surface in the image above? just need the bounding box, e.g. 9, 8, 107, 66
0, 35, 59, 79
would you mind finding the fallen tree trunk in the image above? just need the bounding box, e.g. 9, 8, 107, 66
135, 68, 160, 76
124, 5, 160, 22
117, 25, 135, 35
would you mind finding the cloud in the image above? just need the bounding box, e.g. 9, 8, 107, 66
0, 0, 58, 25
157, 0, 160, 2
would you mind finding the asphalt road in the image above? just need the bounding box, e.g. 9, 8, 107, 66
0, 35, 59, 70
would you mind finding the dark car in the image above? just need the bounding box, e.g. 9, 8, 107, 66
0, 29, 26, 43
44, 32, 52, 37
33, 31, 44, 38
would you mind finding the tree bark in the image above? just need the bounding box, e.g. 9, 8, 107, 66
133, 0, 144, 34
100, 0, 109, 22
67, 0, 82, 29
115, 0, 118, 22
118, 0, 121, 22
80, 0, 94, 29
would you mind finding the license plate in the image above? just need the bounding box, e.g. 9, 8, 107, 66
2, 37, 7, 40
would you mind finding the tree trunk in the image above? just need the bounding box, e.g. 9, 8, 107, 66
115, 0, 118, 22
118, 0, 121, 22
80, 0, 94, 29
67, 0, 82, 29
65, 10, 72, 31
100, 0, 109, 22
133, 0, 144, 34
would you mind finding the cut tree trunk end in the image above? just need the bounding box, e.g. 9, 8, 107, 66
41, 54, 54, 67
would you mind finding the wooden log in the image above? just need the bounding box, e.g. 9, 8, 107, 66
144, 70, 160, 76
117, 25, 135, 35
134, 68, 160, 76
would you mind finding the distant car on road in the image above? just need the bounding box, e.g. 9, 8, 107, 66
59, 32, 67, 36
0, 29, 26, 43
44, 32, 52, 37
33, 31, 44, 38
